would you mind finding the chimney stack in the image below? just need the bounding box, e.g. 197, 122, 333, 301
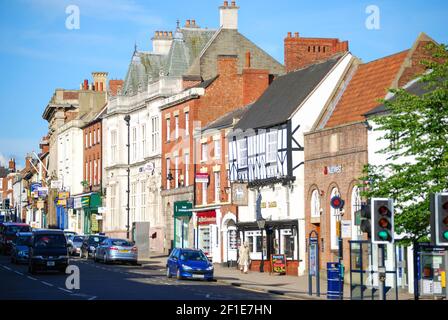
245, 51, 251, 68
186, 19, 191, 27
84, 79, 88, 90
8, 158, 16, 172
92, 72, 108, 92
220, 1, 239, 29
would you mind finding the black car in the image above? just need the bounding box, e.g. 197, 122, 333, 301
81, 235, 108, 259
28, 229, 69, 274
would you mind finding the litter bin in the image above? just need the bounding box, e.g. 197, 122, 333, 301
327, 262, 343, 299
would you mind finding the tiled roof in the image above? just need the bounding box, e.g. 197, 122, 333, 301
324, 50, 409, 128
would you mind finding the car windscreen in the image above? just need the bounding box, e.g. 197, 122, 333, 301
5, 225, 31, 235
34, 234, 66, 248
73, 236, 84, 242
15, 236, 31, 246
111, 240, 133, 246
89, 236, 106, 244
180, 251, 208, 262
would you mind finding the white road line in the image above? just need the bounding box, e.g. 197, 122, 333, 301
3, 266, 12, 271
41, 281, 54, 287
88, 296, 97, 300
14, 271, 24, 276
58, 287, 72, 293
27, 276, 37, 281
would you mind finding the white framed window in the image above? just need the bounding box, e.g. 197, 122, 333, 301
202, 182, 207, 205
89, 161, 93, 186
98, 158, 101, 182
166, 158, 171, 190
214, 140, 221, 160
185, 112, 189, 136
166, 118, 170, 142
201, 143, 208, 162
94, 159, 98, 185
85, 133, 88, 148
98, 128, 101, 143
85, 162, 88, 181
266, 131, 278, 163
174, 156, 179, 188
142, 124, 147, 158
175, 115, 179, 140
132, 127, 137, 161
89, 132, 92, 147
351, 186, 362, 240
311, 189, 320, 218
94, 130, 97, 145
131, 182, 137, 222
184, 153, 189, 186
214, 172, 220, 203
238, 139, 248, 168
151, 116, 159, 152
111, 130, 117, 163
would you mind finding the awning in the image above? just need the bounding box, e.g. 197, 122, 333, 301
236, 219, 298, 231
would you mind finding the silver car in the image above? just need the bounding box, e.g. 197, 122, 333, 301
94, 238, 138, 265
68, 235, 85, 256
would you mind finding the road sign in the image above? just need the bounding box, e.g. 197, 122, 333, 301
330, 196, 345, 210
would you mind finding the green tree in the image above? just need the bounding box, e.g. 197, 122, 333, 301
361, 44, 448, 244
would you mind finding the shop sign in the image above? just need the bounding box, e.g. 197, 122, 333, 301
38, 187, 48, 198
197, 211, 216, 225
174, 201, 193, 217
324, 165, 343, 175
58, 192, 70, 200
271, 254, 287, 274
268, 201, 277, 208
341, 220, 352, 238
261, 202, 267, 209
57, 199, 67, 207
31, 183, 41, 199
231, 183, 248, 206
81, 196, 90, 208
51, 180, 63, 190
195, 173, 209, 183
74, 197, 82, 209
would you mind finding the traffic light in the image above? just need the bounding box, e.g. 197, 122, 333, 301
359, 202, 371, 239
430, 192, 448, 246
371, 198, 394, 244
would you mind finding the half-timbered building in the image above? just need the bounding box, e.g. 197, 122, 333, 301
228, 52, 354, 275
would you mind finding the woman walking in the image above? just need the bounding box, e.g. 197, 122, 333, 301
237, 241, 251, 274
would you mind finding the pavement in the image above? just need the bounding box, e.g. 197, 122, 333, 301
143, 255, 416, 300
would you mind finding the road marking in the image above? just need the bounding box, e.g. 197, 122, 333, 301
41, 281, 54, 287
3, 266, 12, 271
27, 276, 37, 281
58, 287, 73, 293
88, 296, 97, 300
14, 271, 24, 276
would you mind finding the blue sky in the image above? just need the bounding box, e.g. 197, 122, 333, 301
0, 0, 447, 168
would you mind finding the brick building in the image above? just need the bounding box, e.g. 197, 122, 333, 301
303, 33, 438, 283
161, 52, 275, 256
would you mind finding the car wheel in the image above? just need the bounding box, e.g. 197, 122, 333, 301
176, 268, 183, 280
166, 267, 172, 278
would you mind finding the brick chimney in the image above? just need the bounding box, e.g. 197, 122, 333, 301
8, 158, 16, 172
109, 79, 124, 96
217, 55, 238, 77
284, 32, 349, 72
152, 30, 173, 55
220, 1, 239, 30
92, 72, 108, 92
242, 51, 270, 105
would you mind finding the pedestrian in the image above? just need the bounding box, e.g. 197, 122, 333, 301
237, 241, 251, 274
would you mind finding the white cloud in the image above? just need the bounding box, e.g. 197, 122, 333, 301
0, 153, 8, 167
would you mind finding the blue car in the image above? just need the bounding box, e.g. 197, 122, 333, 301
10, 232, 33, 264
166, 248, 214, 281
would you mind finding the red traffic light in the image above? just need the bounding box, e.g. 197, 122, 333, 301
378, 217, 390, 228
442, 201, 448, 210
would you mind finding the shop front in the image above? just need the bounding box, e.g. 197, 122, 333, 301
173, 201, 193, 249
195, 210, 218, 261
82, 193, 102, 235
237, 219, 299, 276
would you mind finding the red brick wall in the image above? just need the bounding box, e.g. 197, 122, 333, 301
249, 260, 299, 276
284, 32, 348, 73
83, 121, 102, 189
304, 122, 368, 270
242, 68, 269, 105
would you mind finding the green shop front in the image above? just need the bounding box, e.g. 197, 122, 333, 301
173, 201, 193, 249
74, 193, 102, 235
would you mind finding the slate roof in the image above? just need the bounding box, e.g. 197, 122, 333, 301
235, 54, 345, 130
364, 77, 435, 117
324, 50, 409, 128
121, 27, 216, 96
202, 104, 252, 132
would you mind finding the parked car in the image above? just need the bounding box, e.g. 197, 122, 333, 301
67, 235, 85, 256
80, 235, 108, 259
94, 238, 138, 265
64, 230, 77, 239
10, 232, 33, 264
166, 248, 214, 281
0, 223, 31, 255
28, 229, 69, 274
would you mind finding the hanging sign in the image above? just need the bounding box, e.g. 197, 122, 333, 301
195, 173, 209, 183
51, 180, 63, 190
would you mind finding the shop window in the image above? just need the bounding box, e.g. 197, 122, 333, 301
311, 189, 320, 218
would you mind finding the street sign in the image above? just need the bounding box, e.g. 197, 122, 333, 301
51, 180, 63, 190
330, 196, 345, 210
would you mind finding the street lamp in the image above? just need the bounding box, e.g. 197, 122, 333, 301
257, 217, 266, 273
124, 115, 131, 240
